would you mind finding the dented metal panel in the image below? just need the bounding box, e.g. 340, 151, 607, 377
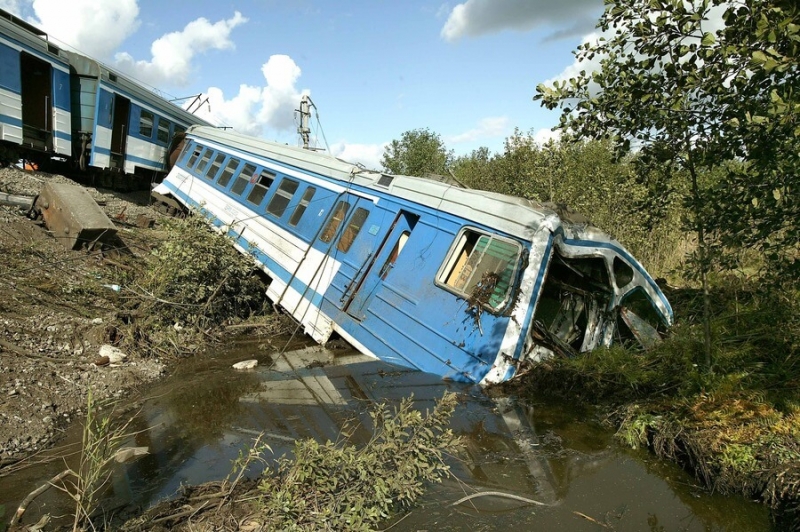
35, 183, 116, 250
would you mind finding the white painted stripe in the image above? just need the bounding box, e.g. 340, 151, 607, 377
186, 134, 380, 204
53, 108, 71, 155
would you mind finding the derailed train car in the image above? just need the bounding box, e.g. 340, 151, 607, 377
0, 9, 210, 187
154, 125, 673, 385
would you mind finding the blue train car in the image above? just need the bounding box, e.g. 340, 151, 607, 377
0, 9, 210, 186
0, 9, 71, 157
154, 126, 673, 385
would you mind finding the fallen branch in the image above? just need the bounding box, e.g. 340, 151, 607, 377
450, 490, 554, 507
10, 469, 72, 527
573, 511, 612, 529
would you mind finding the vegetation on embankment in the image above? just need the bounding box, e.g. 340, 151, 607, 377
501, 279, 800, 526
120, 393, 462, 532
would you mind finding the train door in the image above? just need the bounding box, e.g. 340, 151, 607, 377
109, 94, 130, 169
344, 210, 419, 320
20, 52, 52, 150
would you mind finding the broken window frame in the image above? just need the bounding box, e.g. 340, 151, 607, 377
186, 144, 203, 168
436, 228, 523, 312
247, 170, 277, 206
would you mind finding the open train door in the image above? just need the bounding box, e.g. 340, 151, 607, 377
109, 94, 130, 169
20, 52, 52, 151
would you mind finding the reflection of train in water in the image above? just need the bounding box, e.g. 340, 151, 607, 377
0, 9, 210, 187
155, 125, 673, 385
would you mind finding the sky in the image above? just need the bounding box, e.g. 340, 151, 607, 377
0, 0, 605, 170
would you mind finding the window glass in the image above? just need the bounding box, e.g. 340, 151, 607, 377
613, 256, 634, 288
157, 119, 170, 143
187, 145, 202, 167
337, 207, 369, 252
205, 153, 226, 180
247, 170, 277, 205
440, 230, 521, 310
231, 163, 257, 195
217, 158, 239, 187
195, 149, 212, 174
139, 110, 154, 137
266, 178, 299, 216
289, 186, 316, 226
319, 201, 350, 243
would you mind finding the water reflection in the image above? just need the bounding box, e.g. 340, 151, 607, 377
2, 340, 773, 531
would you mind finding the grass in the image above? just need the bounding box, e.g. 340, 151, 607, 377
506, 277, 800, 525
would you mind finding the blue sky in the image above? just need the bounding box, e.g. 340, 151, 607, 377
1, 0, 604, 169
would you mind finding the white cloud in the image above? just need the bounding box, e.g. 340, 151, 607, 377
113, 12, 247, 88
330, 142, 386, 171
441, 0, 600, 42
29, 0, 140, 59
447, 116, 510, 144
0, 0, 24, 16
533, 127, 561, 145
191, 55, 308, 138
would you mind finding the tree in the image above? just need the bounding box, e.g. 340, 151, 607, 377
381, 128, 453, 176
535, 0, 800, 368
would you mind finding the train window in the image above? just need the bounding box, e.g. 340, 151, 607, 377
217, 158, 240, 187
438, 229, 522, 310
140, 110, 154, 138
266, 178, 299, 216
195, 150, 213, 175
187, 145, 203, 167
613, 256, 634, 288
205, 153, 226, 180
289, 187, 316, 226
247, 171, 277, 206
337, 207, 369, 252
231, 163, 257, 195
319, 201, 350, 244
157, 119, 170, 143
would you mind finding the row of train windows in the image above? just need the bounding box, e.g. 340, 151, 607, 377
139, 110, 184, 144
185, 144, 317, 227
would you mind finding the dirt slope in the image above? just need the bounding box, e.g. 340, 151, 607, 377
0, 167, 165, 468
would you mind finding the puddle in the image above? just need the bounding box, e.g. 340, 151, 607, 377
1, 339, 773, 531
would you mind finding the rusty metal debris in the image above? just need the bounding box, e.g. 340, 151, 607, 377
34, 182, 117, 250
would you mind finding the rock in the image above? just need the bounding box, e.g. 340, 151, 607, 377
232, 359, 258, 370
94, 356, 110, 366
91, 318, 103, 325
98, 345, 127, 364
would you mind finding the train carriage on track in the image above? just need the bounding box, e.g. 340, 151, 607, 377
0, 9, 210, 188
154, 125, 674, 385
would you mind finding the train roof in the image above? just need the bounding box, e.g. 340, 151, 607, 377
185, 125, 566, 240
62, 50, 213, 127
0, 8, 69, 67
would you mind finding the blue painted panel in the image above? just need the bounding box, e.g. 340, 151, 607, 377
96, 88, 113, 129
52, 68, 70, 112
0, 42, 20, 93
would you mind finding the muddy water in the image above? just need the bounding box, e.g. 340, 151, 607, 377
2, 339, 773, 531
